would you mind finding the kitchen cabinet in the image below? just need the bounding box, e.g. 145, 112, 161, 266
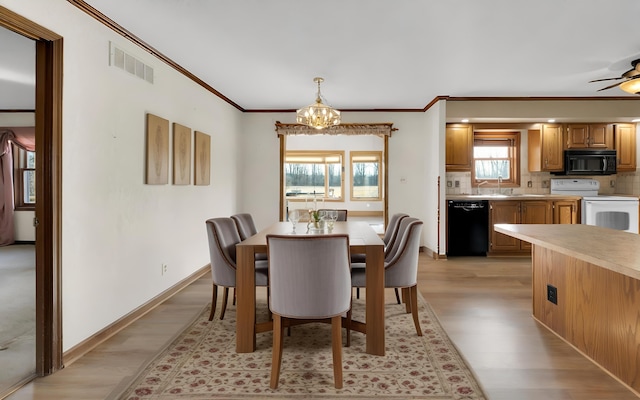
445, 124, 473, 171
528, 124, 564, 172
489, 201, 520, 253
519, 201, 553, 251
552, 200, 578, 224
614, 123, 637, 172
489, 200, 555, 255
566, 124, 613, 149
489, 200, 552, 254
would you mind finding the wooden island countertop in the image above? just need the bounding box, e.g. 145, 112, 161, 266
494, 223, 640, 280
495, 223, 640, 397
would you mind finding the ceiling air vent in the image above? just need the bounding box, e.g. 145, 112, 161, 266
109, 41, 154, 84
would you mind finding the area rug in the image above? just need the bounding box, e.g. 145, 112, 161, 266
113, 294, 486, 399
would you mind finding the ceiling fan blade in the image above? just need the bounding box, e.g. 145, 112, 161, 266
589, 76, 623, 83
597, 80, 625, 91
622, 67, 640, 79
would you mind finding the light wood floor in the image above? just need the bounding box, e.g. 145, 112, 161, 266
5, 255, 638, 400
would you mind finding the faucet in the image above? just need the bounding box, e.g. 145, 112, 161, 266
498, 176, 503, 194
477, 181, 489, 195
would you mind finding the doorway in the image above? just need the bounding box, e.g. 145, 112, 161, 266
0, 5, 63, 397
278, 129, 390, 229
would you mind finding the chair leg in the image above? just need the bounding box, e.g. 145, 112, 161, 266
270, 314, 284, 389
345, 308, 352, 347
356, 287, 360, 299
232, 288, 236, 305
394, 288, 401, 305
402, 287, 411, 313
208, 284, 218, 321
220, 287, 229, 320
331, 315, 344, 389
409, 285, 423, 336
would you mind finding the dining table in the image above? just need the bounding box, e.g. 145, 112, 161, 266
235, 220, 386, 356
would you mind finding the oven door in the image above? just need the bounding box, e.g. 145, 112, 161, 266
582, 198, 639, 233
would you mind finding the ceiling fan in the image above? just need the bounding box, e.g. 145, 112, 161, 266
590, 59, 640, 94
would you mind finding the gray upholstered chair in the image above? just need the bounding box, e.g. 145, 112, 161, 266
317, 208, 348, 221
205, 217, 269, 321
351, 217, 423, 337
231, 213, 267, 261
266, 234, 352, 389
230, 213, 257, 240
354, 212, 409, 302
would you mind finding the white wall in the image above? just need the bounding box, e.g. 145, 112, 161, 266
1, 0, 244, 351
240, 111, 442, 252
0, 0, 494, 353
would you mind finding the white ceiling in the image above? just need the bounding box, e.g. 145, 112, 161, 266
3, 1, 640, 111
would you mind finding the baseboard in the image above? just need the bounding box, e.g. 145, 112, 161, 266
420, 246, 441, 260
62, 264, 210, 366
13, 240, 35, 245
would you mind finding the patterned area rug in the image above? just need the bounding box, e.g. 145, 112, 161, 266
113, 294, 485, 399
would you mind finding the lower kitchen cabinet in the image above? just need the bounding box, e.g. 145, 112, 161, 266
553, 200, 578, 224
489, 199, 576, 255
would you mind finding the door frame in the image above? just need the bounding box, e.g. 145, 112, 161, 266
0, 6, 63, 375
278, 134, 389, 227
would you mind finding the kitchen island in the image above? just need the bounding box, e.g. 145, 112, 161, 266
495, 223, 640, 396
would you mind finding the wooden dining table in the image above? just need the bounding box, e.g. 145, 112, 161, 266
235, 221, 386, 356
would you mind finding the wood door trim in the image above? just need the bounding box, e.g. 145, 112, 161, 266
0, 5, 64, 376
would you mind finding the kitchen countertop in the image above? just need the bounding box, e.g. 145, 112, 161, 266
446, 194, 583, 201
495, 223, 640, 280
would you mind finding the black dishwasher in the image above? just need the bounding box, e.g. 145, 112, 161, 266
447, 200, 489, 256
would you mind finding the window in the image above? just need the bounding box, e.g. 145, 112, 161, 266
14, 145, 36, 209
351, 151, 382, 201
472, 132, 520, 188
284, 151, 344, 201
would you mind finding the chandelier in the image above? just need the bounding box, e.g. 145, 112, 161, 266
296, 77, 341, 129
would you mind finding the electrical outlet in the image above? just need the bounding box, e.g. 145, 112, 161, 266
527, 181, 532, 188
162, 264, 168, 275
542, 180, 549, 189
610, 180, 615, 188
447, 180, 452, 188
547, 284, 557, 305
454, 180, 460, 188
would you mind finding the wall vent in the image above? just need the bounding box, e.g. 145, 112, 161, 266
109, 42, 154, 84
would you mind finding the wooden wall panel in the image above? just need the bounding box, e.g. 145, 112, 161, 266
532, 247, 566, 337
532, 245, 640, 394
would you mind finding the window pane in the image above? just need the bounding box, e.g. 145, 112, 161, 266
474, 146, 508, 158
327, 164, 342, 198
26, 151, 35, 168
352, 161, 379, 198
475, 160, 510, 179
285, 163, 326, 196
23, 170, 36, 204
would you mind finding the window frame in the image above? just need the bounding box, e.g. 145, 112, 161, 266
13, 144, 36, 211
471, 131, 520, 188
284, 150, 345, 202
350, 151, 383, 201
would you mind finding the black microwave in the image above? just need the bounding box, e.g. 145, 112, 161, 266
554, 149, 617, 176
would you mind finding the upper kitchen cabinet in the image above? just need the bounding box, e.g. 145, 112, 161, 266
528, 124, 564, 172
614, 123, 637, 172
446, 124, 473, 171
566, 124, 613, 149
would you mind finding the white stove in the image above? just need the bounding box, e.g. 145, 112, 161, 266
550, 179, 639, 233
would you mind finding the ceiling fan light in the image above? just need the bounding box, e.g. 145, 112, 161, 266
619, 78, 640, 95
296, 77, 341, 129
